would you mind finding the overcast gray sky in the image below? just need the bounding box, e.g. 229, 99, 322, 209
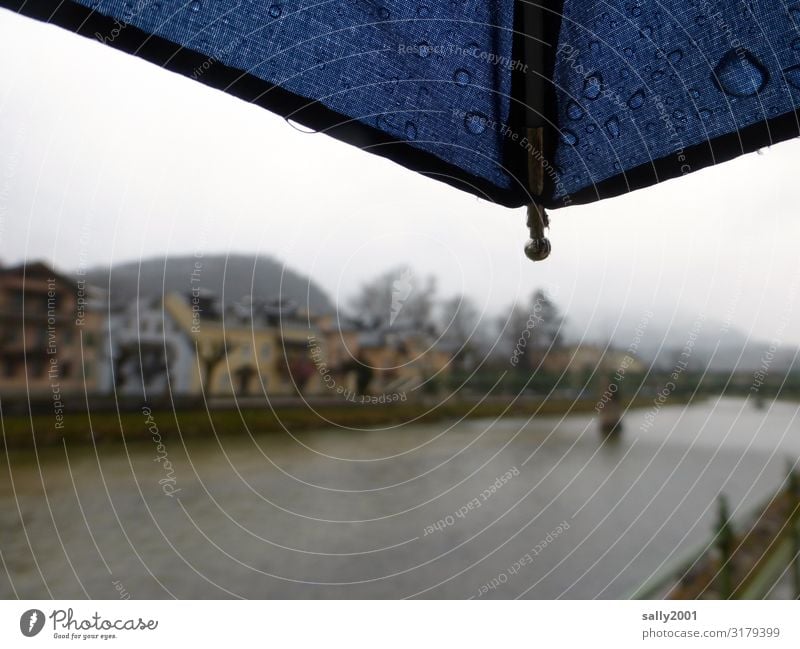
1, 10, 800, 347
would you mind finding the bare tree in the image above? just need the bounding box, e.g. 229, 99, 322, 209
499, 289, 565, 369
349, 266, 437, 330
198, 340, 227, 390
530, 289, 564, 352
437, 295, 485, 369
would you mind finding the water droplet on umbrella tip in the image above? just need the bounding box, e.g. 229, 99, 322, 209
417, 42, 432, 58
463, 112, 487, 134
667, 49, 683, 64
605, 116, 620, 137
639, 25, 653, 38
560, 129, 578, 145
268, 4, 282, 18
377, 7, 390, 20
627, 88, 645, 109
698, 108, 712, 120
784, 65, 800, 89
189, 0, 201, 12
417, 5, 430, 17
583, 73, 603, 100
404, 121, 418, 140
713, 49, 768, 97
792, 38, 800, 52
651, 69, 665, 81
566, 101, 584, 120
453, 69, 471, 86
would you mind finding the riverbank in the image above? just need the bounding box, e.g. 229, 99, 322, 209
1, 394, 663, 450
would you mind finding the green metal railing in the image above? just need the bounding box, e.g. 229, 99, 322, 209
633, 464, 800, 600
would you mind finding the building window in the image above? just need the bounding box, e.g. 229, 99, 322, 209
3, 359, 16, 378
30, 359, 44, 377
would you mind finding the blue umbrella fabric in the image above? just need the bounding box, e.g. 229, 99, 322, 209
3, 0, 800, 210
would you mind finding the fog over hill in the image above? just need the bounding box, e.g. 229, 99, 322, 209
83, 254, 335, 314
591, 314, 800, 374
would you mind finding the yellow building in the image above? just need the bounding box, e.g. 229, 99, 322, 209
541, 344, 646, 376
164, 293, 322, 397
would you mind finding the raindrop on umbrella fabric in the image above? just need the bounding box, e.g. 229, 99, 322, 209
627, 89, 645, 109
464, 112, 487, 134
561, 129, 578, 145
783, 65, 800, 89
566, 101, 584, 120
605, 116, 620, 137
453, 69, 471, 86
583, 73, 603, 100
667, 49, 683, 64
713, 49, 769, 97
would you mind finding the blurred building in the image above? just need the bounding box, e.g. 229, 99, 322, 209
1, 264, 455, 403
104, 295, 195, 396
106, 292, 325, 397
316, 315, 455, 396
541, 344, 647, 377
0, 261, 106, 399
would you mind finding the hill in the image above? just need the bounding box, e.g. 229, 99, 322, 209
83, 254, 335, 314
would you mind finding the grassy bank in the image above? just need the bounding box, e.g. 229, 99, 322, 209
0, 395, 663, 450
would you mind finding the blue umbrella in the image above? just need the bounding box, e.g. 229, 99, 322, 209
4, 0, 798, 258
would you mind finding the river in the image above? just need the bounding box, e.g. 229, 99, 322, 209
1, 396, 799, 598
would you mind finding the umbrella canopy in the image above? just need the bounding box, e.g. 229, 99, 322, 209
4, 0, 800, 212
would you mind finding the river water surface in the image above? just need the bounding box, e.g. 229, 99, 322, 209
2, 397, 799, 598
